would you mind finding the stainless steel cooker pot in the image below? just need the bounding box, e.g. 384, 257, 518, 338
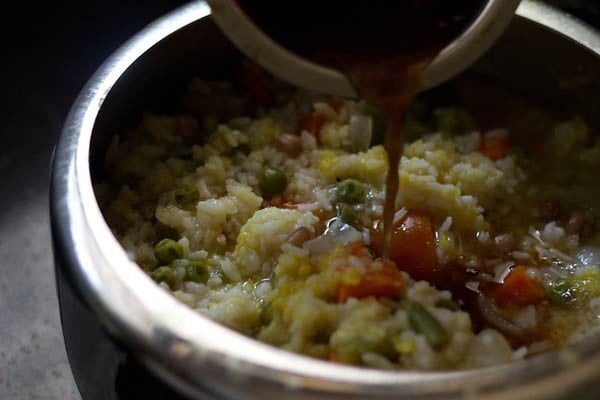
50, 1, 600, 399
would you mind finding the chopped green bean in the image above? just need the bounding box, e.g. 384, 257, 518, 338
336, 179, 365, 204
185, 260, 209, 284
150, 266, 176, 288
174, 184, 199, 206
406, 300, 450, 350
154, 238, 183, 264
258, 166, 288, 196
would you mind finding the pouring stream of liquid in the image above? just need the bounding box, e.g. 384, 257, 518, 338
237, 0, 486, 257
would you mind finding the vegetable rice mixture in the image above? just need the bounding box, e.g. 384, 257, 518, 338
96, 66, 600, 370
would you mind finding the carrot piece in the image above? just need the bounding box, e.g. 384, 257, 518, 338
299, 112, 326, 142
267, 198, 323, 212
309, 208, 332, 234
347, 240, 370, 258
279, 201, 299, 209
311, 208, 331, 222
492, 266, 546, 308
479, 133, 510, 161
337, 258, 405, 303
264, 195, 286, 208
371, 209, 442, 284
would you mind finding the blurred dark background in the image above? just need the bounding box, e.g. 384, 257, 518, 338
0, 1, 597, 399
4, 1, 188, 166
1, 2, 189, 399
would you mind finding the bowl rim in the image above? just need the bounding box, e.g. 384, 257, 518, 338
50, 0, 600, 398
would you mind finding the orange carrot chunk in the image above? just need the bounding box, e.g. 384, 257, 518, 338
347, 240, 370, 258
299, 112, 326, 142
479, 132, 510, 161
371, 209, 442, 284
311, 208, 332, 222
337, 258, 405, 303
492, 266, 546, 308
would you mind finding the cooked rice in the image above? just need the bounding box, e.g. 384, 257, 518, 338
96, 74, 600, 371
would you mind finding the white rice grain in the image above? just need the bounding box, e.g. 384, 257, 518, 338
220, 258, 241, 282
393, 207, 408, 224
281, 242, 310, 258
438, 216, 453, 232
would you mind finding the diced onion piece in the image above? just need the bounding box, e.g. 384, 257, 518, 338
326, 218, 363, 245
493, 261, 515, 283
477, 293, 526, 339
303, 234, 337, 255
392, 207, 408, 224
303, 218, 364, 255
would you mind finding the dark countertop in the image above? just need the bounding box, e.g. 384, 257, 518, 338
0, 1, 597, 399
1, 2, 186, 398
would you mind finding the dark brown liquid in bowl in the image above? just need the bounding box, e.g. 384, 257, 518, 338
236, 0, 486, 255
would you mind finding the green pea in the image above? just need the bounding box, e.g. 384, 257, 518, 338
336, 179, 365, 204
150, 266, 176, 288
258, 166, 288, 197
174, 184, 199, 206
185, 260, 209, 284
336, 203, 359, 227
154, 238, 183, 264
406, 300, 450, 350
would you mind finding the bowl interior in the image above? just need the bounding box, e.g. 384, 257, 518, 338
85, 6, 600, 399
90, 12, 600, 172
